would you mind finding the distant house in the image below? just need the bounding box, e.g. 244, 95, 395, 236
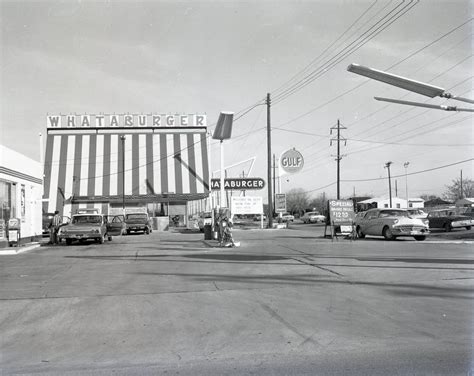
357, 197, 409, 211
455, 197, 474, 207
424, 197, 452, 209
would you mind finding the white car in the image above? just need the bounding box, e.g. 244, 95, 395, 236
407, 209, 428, 219
356, 208, 429, 241
281, 213, 294, 222
301, 211, 325, 223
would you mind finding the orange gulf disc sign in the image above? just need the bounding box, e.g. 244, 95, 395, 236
280, 148, 304, 173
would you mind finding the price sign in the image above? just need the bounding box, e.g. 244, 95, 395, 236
328, 200, 355, 225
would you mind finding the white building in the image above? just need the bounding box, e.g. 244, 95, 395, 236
357, 196, 425, 210
0, 145, 43, 246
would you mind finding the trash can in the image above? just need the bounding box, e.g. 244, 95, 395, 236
204, 224, 212, 240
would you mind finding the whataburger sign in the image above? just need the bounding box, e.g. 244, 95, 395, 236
211, 178, 265, 190
46, 113, 207, 128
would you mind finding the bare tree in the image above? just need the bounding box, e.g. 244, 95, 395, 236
443, 178, 474, 202
286, 188, 310, 216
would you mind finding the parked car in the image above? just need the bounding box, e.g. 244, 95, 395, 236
107, 214, 126, 235
125, 213, 152, 234
197, 212, 213, 231
355, 208, 429, 241
458, 207, 474, 219
281, 213, 294, 222
301, 211, 326, 223
354, 211, 367, 226
58, 213, 119, 245
427, 209, 473, 231
253, 214, 267, 221
407, 209, 428, 219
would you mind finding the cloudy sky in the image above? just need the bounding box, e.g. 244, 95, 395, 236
1, 0, 472, 200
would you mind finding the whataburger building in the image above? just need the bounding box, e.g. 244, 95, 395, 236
43, 113, 210, 218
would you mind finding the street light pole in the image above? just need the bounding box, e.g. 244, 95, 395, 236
404, 162, 410, 208
385, 161, 393, 208
120, 135, 126, 213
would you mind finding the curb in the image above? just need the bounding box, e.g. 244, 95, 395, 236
0, 242, 41, 255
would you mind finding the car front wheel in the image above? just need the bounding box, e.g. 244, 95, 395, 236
414, 235, 426, 241
383, 226, 395, 240
443, 223, 452, 232
356, 226, 365, 239
466, 226, 472, 230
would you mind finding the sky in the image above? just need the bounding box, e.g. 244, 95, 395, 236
1, 0, 473, 201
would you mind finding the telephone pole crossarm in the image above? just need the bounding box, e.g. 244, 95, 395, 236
330, 119, 347, 200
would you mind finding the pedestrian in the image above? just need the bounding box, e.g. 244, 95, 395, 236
49, 210, 61, 245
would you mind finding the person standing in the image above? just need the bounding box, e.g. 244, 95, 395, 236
50, 210, 61, 245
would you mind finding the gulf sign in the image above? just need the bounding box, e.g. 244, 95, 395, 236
280, 148, 304, 173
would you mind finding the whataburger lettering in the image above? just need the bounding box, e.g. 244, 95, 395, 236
46, 113, 207, 128
211, 178, 265, 190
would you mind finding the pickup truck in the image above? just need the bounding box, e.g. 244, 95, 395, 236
125, 213, 152, 234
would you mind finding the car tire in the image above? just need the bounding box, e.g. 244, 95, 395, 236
414, 235, 426, 241
356, 226, 365, 239
108, 235, 112, 241
145, 227, 150, 235
66, 239, 72, 246
443, 223, 452, 232
383, 226, 395, 240
127, 230, 131, 235
466, 226, 472, 230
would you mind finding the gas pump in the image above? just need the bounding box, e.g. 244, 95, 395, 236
8, 218, 21, 247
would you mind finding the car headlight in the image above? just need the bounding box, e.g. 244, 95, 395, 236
393, 219, 399, 225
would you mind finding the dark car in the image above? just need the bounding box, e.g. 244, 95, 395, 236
125, 213, 152, 234
427, 209, 473, 232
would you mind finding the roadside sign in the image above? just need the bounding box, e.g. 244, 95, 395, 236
328, 200, 355, 225
275, 193, 287, 213
280, 148, 304, 174
211, 178, 265, 190
231, 196, 263, 215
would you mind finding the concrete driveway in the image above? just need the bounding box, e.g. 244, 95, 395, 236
1, 227, 473, 375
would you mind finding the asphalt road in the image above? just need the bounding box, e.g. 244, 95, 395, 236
1, 225, 473, 375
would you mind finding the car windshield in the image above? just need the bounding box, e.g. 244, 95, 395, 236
126, 214, 147, 220
378, 210, 408, 218
72, 215, 102, 224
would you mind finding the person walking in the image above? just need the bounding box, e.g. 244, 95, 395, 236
49, 210, 61, 245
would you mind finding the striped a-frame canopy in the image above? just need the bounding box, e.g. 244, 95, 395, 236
43, 126, 210, 215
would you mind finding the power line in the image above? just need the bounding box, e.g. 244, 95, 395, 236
272, 1, 419, 104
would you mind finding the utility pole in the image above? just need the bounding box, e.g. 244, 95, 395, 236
395, 180, 398, 197
330, 119, 347, 199
460, 169, 463, 199
267, 93, 273, 228
273, 154, 276, 215
385, 161, 393, 208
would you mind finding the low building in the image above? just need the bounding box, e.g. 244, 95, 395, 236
0, 145, 43, 247
357, 197, 408, 211
456, 197, 474, 207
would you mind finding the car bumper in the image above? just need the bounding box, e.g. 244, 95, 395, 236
451, 220, 473, 228
59, 233, 102, 240
392, 227, 429, 236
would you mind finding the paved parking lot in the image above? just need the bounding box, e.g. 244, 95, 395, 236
1, 227, 473, 375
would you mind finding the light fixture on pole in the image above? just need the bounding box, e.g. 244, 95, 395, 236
120, 135, 126, 214
347, 63, 474, 111
384, 161, 393, 208
212, 112, 234, 209
404, 162, 410, 209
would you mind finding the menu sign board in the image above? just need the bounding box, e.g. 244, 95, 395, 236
328, 200, 355, 225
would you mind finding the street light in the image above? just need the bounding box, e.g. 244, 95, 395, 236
120, 135, 126, 213
347, 63, 474, 109
384, 161, 393, 208
212, 112, 234, 209
404, 162, 410, 209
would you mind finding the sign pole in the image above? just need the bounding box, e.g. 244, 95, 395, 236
220, 140, 225, 208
